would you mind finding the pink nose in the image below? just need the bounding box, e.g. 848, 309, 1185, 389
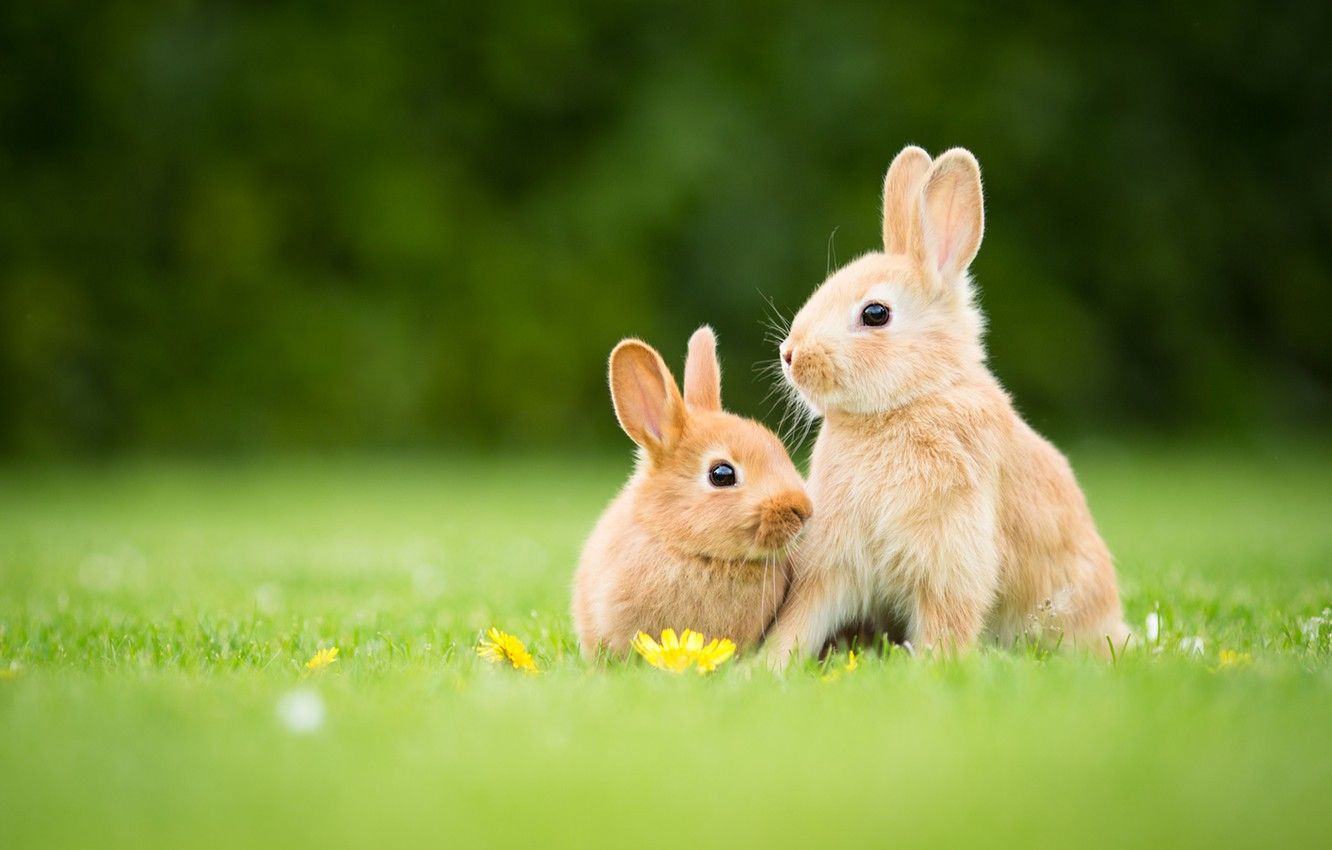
782, 348, 793, 366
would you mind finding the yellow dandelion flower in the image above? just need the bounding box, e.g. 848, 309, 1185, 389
477, 627, 539, 673
304, 647, 339, 672
632, 628, 693, 672
693, 637, 737, 673
1217, 649, 1252, 669
820, 650, 859, 682
632, 629, 736, 674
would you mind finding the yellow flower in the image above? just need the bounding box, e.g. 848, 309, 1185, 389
477, 627, 539, 673
304, 647, 339, 672
693, 636, 738, 673
1217, 649, 1252, 669
632, 629, 736, 674
631, 628, 694, 672
820, 650, 859, 682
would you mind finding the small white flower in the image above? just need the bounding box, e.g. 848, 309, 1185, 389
1179, 636, 1204, 656
1300, 610, 1329, 645
276, 688, 325, 734
1145, 612, 1161, 643
1049, 586, 1074, 615
360, 638, 386, 658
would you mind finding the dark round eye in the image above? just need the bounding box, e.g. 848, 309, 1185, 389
861, 302, 891, 327
708, 463, 737, 487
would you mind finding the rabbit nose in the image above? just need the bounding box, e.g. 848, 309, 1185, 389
766, 492, 812, 526
756, 493, 812, 549
781, 347, 793, 366
789, 492, 813, 524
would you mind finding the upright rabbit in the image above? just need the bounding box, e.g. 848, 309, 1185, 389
574, 327, 813, 659
766, 146, 1128, 668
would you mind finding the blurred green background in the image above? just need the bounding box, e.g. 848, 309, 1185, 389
2, 1, 1329, 455
3, 8, 1332, 849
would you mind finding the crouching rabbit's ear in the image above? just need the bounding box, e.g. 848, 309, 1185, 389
609, 339, 686, 459
683, 326, 722, 412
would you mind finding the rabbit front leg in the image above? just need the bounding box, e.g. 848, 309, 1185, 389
910, 581, 988, 654
902, 500, 1000, 655
764, 566, 849, 672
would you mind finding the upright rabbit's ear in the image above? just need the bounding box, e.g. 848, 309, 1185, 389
882, 145, 932, 255
912, 148, 985, 282
683, 326, 722, 412
609, 339, 686, 456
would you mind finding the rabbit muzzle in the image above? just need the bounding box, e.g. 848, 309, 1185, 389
786, 342, 839, 397
755, 491, 814, 551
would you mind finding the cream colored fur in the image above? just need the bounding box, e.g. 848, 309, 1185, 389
573, 327, 812, 658
766, 146, 1128, 668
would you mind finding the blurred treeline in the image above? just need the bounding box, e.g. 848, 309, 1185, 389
2, 2, 1329, 455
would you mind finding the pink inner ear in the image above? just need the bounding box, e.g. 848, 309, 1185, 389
629, 365, 663, 440
931, 176, 963, 273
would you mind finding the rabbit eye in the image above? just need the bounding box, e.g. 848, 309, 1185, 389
708, 463, 737, 487
861, 302, 891, 327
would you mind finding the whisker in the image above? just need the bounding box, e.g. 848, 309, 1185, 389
756, 291, 792, 339
794, 406, 818, 452
762, 552, 774, 641
757, 288, 790, 317
776, 387, 804, 444
776, 383, 807, 446
758, 382, 785, 408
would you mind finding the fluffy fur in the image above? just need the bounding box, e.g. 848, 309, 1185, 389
574, 327, 812, 658
766, 146, 1128, 668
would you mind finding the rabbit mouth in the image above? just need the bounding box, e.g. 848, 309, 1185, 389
752, 528, 802, 556
785, 344, 840, 403
689, 517, 808, 564
753, 495, 813, 552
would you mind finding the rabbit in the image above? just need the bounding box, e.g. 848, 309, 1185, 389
765, 145, 1128, 669
573, 327, 813, 659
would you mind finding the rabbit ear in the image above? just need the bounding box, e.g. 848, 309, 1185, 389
912, 148, 985, 281
683, 326, 722, 412
609, 339, 686, 454
881, 145, 932, 255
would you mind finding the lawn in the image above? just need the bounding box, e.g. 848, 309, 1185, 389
1, 443, 1330, 849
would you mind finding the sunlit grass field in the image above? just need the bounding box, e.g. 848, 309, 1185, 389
2, 443, 1331, 849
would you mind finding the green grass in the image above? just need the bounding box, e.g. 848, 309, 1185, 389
2, 443, 1331, 849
